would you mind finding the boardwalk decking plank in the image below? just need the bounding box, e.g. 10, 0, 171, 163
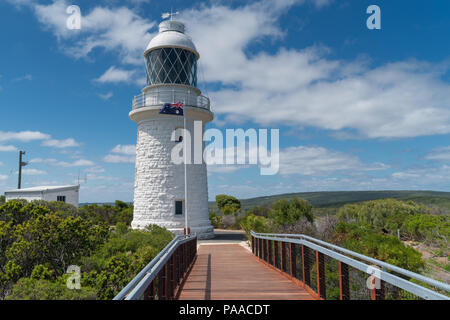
178, 244, 316, 300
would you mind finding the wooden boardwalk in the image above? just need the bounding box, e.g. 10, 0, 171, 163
178, 244, 316, 300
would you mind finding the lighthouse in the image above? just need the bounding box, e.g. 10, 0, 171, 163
130, 18, 214, 239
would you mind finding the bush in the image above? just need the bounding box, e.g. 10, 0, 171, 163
7, 277, 97, 300
401, 214, 449, 243
334, 222, 425, 272
240, 214, 272, 238
269, 197, 313, 227
216, 194, 241, 215
337, 199, 428, 233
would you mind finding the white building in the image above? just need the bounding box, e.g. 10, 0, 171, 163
4, 185, 80, 207
130, 19, 214, 239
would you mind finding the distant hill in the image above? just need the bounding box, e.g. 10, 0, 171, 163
209, 190, 450, 212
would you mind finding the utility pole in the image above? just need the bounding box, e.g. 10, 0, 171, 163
18, 150, 27, 189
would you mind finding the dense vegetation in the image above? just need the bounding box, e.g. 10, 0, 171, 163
229, 195, 449, 286
337, 199, 449, 245
0, 199, 173, 300
209, 190, 450, 213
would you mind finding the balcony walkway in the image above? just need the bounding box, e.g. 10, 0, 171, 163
177, 243, 316, 300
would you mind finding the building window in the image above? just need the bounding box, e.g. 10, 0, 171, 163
175, 200, 184, 215
57, 196, 66, 203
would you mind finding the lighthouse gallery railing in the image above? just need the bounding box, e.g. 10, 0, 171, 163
132, 88, 210, 111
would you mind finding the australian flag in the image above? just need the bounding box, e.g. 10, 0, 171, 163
159, 102, 184, 116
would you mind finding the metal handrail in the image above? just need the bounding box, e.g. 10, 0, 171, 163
252, 231, 450, 293
251, 231, 450, 300
113, 233, 197, 300
132, 88, 210, 111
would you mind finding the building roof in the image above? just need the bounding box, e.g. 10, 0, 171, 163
144, 20, 199, 58
5, 185, 79, 194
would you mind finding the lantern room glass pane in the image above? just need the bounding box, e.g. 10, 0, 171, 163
145, 48, 197, 87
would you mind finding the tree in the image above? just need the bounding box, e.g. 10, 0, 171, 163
337, 199, 430, 234
0, 196, 5, 205
216, 194, 241, 215
269, 197, 313, 227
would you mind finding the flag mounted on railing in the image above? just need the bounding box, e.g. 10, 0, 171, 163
159, 102, 184, 116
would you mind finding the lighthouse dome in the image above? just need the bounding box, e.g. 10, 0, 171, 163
144, 20, 199, 58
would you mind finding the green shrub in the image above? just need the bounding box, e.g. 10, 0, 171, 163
401, 214, 449, 243
337, 199, 428, 233
334, 222, 425, 272
269, 197, 313, 227
7, 277, 97, 300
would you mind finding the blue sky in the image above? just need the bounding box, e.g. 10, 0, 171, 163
0, 0, 449, 203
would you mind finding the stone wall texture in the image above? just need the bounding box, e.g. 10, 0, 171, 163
131, 116, 214, 239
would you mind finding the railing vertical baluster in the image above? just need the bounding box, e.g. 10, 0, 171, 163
157, 270, 164, 300
371, 277, 385, 300
339, 262, 350, 300
163, 263, 169, 300
290, 243, 295, 278
280, 241, 284, 272
274, 241, 279, 269
265, 239, 268, 262
316, 251, 326, 299
260, 238, 263, 259
169, 254, 175, 300
143, 280, 155, 300
302, 245, 310, 287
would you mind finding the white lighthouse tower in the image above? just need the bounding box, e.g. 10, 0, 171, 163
130, 18, 214, 239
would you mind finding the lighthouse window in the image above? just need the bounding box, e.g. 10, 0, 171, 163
145, 48, 197, 87
57, 196, 66, 203
175, 200, 184, 215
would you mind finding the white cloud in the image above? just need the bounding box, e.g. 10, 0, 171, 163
0, 174, 8, 181
279, 146, 388, 176
41, 138, 80, 148
180, 3, 450, 139
103, 154, 135, 163
103, 144, 136, 163
21, 168, 47, 175
12, 74, 33, 82
58, 159, 95, 167
30, 158, 94, 167
0, 131, 50, 142
84, 166, 105, 173
94, 66, 136, 84
0, 145, 18, 152
33, 0, 155, 65
86, 174, 120, 181
98, 91, 114, 100
425, 146, 450, 161
29, 158, 58, 164
111, 144, 136, 155
391, 165, 450, 188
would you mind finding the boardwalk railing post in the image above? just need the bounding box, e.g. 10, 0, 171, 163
280, 241, 284, 273
143, 281, 155, 300
272, 240, 275, 266
302, 245, 310, 287
265, 239, 268, 262
371, 275, 385, 300
251, 235, 255, 254
170, 254, 175, 299
316, 251, 326, 299
274, 241, 279, 269
290, 243, 295, 278
339, 262, 350, 300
